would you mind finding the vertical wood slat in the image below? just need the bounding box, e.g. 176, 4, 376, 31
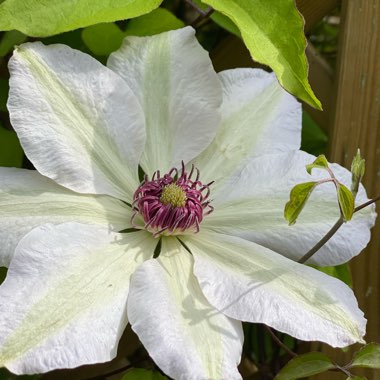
326, 0, 380, 377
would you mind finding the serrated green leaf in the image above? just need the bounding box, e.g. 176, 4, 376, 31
124, 7, 184, 37
122, 368, 168, 380
82, 23, 125, 56
313, 263, 353, 288
0, 125, 23, 167
337, 183, 355, 222
284, 182, 317, 225
275, 352, 335, 380
0, 0, 163, 37
0, 30, 26, 57
201, 0, 321, 109
305, 154, 329, 174
350, 343, 380, 369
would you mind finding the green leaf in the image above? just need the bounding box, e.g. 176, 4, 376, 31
313, 263, 353, 288
275, 352, 335, 380
201, 0, 321, 109
0, 125, 23, 167
337, 183, 355, 222
124, 7, 184, 37
82, 23, 125, 56
0, 78, 9, 112
193, 0, 241, 37
0, 30, 26, 57
0, 0, 163, 37
305, 154, 329, 174
301, 111, 327, 156
284, 182, 317, 225
210, 12, 241, 37
350, 343, 380, 369
0, 267, 7, 285
122, 369, 168, 380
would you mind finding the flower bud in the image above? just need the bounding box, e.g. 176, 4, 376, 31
351, 149, 365, 197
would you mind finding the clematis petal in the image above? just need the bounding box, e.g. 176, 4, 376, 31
127, 237, 243, 380
204, 150, 376, 266
194, 69, 301, 184
184, 231, 366, 348
0, 223, 156, 374
108, 27, 222, 176
8, 42, 145, 202
0, 167, 131, 267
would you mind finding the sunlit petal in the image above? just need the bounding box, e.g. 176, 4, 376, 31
8, 42, 145, 202
0, 224, 156, 374
184, 231, 366, 347
108, 27, 222, 175
127, 237, 243, 380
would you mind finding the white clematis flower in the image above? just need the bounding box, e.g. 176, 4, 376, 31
0, 26, 376, 379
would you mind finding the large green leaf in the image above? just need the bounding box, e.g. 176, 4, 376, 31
301, 111, 327, 156
124, 7, 184, 37
201, 0, 321, 109
0, 30, 27, 57
350, 343, 380, 369
0, 126, 23, 167
122, 369, 168, 380
313, 263, 353, 288
82, 23, 125, 56
0, 0, 163, 37
275, 352, 335, 380
82, 9, 184, 57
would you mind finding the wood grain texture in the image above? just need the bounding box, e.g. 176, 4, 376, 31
321, 0, 380, 378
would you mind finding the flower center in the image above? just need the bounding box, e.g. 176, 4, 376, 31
132, 163, 213, 237
160, 184, 187, 208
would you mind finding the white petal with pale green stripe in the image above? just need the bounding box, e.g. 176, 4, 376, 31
127, 237, 243, 380
184, 231, 366, 347
8, 42, 145, 202
204, 150, 376, 266
0, 167, 131, 267
0, 224, 157, 374
108, 27, 222, 176
193, 69, 301, 184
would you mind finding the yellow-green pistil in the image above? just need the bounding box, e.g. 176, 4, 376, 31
160, 184, 187, 208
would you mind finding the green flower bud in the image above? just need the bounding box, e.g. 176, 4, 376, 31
351, 149, 365, 198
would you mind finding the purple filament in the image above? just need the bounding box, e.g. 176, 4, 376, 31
132, 163, 213, 236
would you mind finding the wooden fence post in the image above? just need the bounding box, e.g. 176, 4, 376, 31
327, 0, 380, 376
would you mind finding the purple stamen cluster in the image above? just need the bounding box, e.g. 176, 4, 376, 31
132, 163, 214, 237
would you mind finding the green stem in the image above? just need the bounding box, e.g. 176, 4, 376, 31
354, 194, 380, 213
298, 195, 379, 264
191, 7, 214, 27
183, 0, 214, 27
298, 217, 344, 264
264, 325, 297, 358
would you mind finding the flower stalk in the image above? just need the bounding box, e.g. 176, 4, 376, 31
298, 195, 380, 264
